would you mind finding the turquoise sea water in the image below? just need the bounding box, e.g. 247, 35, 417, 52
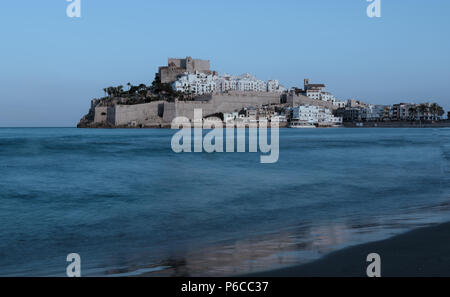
0, 128, 449, 276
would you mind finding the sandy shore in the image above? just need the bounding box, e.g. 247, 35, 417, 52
247, 222, 450, 277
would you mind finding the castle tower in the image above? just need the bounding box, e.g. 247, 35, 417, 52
304, 78, 310, 90
185, 56, 194, 73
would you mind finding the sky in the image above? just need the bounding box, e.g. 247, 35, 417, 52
0, 0, 449, 127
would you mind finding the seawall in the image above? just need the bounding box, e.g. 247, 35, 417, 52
343, 121, 450, 128
90, 91, 282, 128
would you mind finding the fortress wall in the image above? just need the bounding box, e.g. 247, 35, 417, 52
287, 94, 336, 110
114, 101, 166, 126
159, 67, 185, 84
108, 92, 337, 126
212, 92, 280, 112
161, 57, 212, 83
168, 92, 281, 121
162, 102, 177, 123
193, 59, 210, 72
168, 58, 182, 68
107, 106, 116, 125
174, 101, 217, 120
94, 106, 108, 123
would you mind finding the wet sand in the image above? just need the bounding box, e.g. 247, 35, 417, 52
248, 222, 450, 277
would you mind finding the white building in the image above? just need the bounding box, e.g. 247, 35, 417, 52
320, 92, 334, 102
172, 71, 216, 95
361, 104, 387, 121
173, 71, 285, 95
223, 112, 240, 123
306, 89, 322, 100
215, 73, 267, 93
320, 108, 343, 124
292, 105, 342, 125
303, 79, 344, 107
293, 105, 320, 124
271, 113, 287, 122
267, 80, 286, 93
333, 100, 346, 108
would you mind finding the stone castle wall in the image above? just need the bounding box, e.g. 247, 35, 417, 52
117, 101, 166, 126
159, 57, 212, 83
168, 57, 210, 72
162, 102, 176, 123
94, 106, 108, 123
158, 67, 186, 84
174, 92, 281, 120
99, 101, 166, 127
97, 92, 282, 126
94, 92, 342, 127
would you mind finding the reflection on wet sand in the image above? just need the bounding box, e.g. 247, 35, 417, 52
102, 204, 450, 277
139, 223, 351, 277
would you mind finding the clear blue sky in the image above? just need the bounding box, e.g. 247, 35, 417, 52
0, 0, 449, 127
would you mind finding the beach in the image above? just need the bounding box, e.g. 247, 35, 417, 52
249, 222, 450, 277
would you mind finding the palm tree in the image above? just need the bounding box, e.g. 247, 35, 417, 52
418, 103, 429, 120
408, 106, 418, 121
429, 103, 439, 120
437, 106, 445, 119
117, 85, 124, 97
137, 84, 147, 97
106, 87, 114, 97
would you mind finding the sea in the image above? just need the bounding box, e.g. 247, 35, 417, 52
0, 127, 449, 276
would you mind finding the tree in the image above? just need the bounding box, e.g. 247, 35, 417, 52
429, 103, 445, 120
117, 85, 124, 96
437, 106, 445, 118
137, 84, 148, 97
418, 103, 429, 120
429, 103, 439, 120
106, 86, 114, 97
408, 106, 418, 121
126, 83, 139, 96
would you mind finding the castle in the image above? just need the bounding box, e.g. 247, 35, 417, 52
79, 57, 338, 128
157, 56, 217, 84
88, 90, 337, 128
